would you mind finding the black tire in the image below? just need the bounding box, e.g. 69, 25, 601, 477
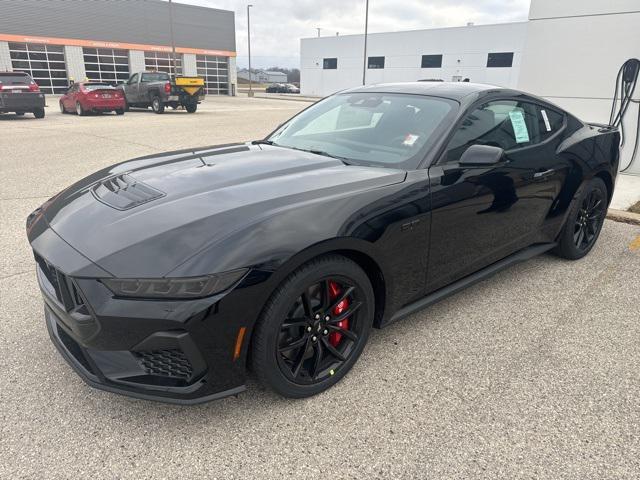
553, 177, 607, 260
185, 102, 197, 113
123, 100, 129, 112
251, 255, 375, 398
115, 109, 125, 115
59, 101, 66, 114
151, 96, 165, 114
75, 102, 85, 116
33, 108, 45, 119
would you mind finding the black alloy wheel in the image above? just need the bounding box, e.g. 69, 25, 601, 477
252, 255, 374, 398
553, 177, 607, 260
574, 188, 605, 251
277, 278, 363, 384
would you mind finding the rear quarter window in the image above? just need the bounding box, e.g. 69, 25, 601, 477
536, 107, 564, 140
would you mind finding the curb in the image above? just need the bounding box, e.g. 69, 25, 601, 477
606, 208, 640, 226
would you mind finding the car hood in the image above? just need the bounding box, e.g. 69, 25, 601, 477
39, 144, 406, 277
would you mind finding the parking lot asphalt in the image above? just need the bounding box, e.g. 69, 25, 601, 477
1, 97, 639, 479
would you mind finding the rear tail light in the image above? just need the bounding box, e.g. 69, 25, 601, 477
164, 82, 171, 94
29, 82, 40, 92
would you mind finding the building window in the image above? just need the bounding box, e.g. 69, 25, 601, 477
8, 42, 68, 94
196, 55, 228, 95
487, 52, 514, 68
83, 48, 129, 85
367, 56, 385, 69
144, 51, 182, 76
323, 58, 337, 69
421, 55, 443, 68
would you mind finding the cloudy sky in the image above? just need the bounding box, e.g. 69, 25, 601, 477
173, 0, 531, 68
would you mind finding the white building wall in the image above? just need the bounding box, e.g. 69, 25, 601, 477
64, 45, 85, 83
0, 41, 11, 72
129, 50, 146, 73
183, 53, 197, 76
228, 56, 237, 96
301, 22, 528, 97
518, 0, 640, 173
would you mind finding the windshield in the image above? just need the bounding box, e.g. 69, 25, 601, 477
268, 92, 456, 168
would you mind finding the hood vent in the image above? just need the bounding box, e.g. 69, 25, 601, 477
92, 174, 165, 210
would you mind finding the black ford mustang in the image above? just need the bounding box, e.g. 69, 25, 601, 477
27, 82, 619, 403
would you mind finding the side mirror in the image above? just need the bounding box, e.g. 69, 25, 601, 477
459, 144, 504, 166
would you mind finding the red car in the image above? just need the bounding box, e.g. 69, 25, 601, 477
59, 82, 125, 116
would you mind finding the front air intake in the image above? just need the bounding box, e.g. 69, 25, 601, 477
92, 173, 164, 210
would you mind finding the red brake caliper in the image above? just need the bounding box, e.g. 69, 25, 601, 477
328, 281, 349, 347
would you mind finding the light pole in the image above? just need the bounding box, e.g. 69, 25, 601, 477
247, 4, 254, 97
362, 0, 369, 85
168, 0, 177, 76
316, 27, 321, 37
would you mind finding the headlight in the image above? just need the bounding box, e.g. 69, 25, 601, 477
101, 269, 248, 299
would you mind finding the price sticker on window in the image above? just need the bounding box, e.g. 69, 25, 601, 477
508, 110, 530, 143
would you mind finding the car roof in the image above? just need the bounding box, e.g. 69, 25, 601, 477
342, 81, 507, 101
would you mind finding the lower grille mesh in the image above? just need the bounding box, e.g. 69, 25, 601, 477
134, 349, 193, 380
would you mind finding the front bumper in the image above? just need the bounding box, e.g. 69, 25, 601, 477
44, 302, 245, 404
28, 230, 258, 404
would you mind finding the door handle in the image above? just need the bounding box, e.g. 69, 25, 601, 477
533, 168, 555, 179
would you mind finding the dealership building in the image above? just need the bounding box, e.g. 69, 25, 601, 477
0, 0, 237, 95
300, 22, 528, 98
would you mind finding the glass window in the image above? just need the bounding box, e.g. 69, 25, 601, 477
323, 58, 337, 69
8, 42, 68, 93
487, 52, 514, 68
367, 56, 385, 69
144, 51, 182, 76
193, 54, 228, 95
421, 55, 442, 68
83, 47, 130, 85
536, 106, 564, 141
444, 100, 543, 163
268, 92, 455, 169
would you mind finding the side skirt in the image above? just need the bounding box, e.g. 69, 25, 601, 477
385, 243, 556, 326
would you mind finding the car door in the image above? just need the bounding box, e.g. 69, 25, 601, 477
125, 73, 139, 103
425, 97, 564, 292
65, 84, 78, 110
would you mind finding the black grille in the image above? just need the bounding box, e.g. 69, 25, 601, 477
34, 253, 83, 311
56, 323, 95, 374
92, 174, 164, 210
134, 350, 194, 380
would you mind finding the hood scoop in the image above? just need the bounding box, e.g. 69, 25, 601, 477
92, 174, 165, 210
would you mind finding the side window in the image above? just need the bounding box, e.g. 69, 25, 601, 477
128, 73, 138, 84
535, 106, 564, 141
444, 100, 542, 163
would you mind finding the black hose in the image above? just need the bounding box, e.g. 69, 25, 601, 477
609, 58, 640, 172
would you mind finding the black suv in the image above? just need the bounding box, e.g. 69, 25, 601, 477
0, 72, 46, 118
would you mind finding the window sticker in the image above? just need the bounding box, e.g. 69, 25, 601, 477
403, 134, 420, 146
508, 110, 530, 143
540, 109, 552, 132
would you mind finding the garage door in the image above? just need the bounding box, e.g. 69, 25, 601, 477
144, 52, 182, 76
83, 48, 130, 85
8, 42, 68, 94
196, 55, 228, 95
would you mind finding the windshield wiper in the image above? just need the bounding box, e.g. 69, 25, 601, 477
251, 139, 276, 146
304, 149, 351, 165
